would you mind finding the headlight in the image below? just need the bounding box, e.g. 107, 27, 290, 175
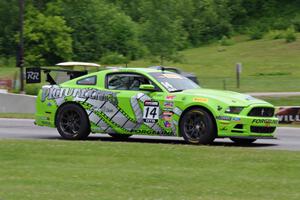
225, 106, 244, 114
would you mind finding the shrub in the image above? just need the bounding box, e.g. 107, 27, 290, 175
249, 28, 264, 40
101, 52, 129, 65
267, 30, 285, 40
292, 15, 300, 32
25, 84, 41, 95
272, 18, 290, 30
219, 36, 235, 46
285, 27, 297, 43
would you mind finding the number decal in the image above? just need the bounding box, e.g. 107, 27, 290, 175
143, 101, 159, 123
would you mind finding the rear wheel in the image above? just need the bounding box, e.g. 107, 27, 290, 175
180, 108, 216, 144
109, 133, 132, 140
230, 138, 256, 145
56, 104, 90, 140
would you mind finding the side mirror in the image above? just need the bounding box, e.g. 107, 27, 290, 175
139, 84, 156, 91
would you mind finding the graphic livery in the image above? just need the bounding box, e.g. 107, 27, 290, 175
34, 68, 278, 144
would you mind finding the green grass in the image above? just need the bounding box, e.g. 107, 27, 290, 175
0, 139, 299, 200
2, 34, 300, 93
0, 66, 18, 79
129, 34, 300, 92
0, 113, 35, 119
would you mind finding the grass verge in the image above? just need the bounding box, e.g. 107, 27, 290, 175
129, 34, 300, 92
0, 139, 299, 200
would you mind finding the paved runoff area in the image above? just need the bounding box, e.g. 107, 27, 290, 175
0, 118, 299, 151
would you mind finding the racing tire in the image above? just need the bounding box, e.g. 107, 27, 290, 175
230, 138, 256, 145
180, 108, 216, 145
108, 133, 132, 140
56, 103, 90, 140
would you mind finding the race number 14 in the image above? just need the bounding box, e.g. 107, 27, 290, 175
143, 101, 159, 123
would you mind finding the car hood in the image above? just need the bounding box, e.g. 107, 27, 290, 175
181, 88, 271, 106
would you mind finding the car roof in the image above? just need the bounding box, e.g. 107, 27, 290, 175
101, 67, 164, 74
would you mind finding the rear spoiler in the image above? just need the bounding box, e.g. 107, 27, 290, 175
25, 67, 87, 85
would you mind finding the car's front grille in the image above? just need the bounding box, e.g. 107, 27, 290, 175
250, 126, 276, 133
248, 107, 274, 117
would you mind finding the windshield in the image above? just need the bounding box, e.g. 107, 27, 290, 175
149, 72, 200, 92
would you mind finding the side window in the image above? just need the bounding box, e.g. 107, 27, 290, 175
107, 73, 152, 91
77, 76, 96, 85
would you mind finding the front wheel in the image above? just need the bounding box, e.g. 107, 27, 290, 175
230, 138, 256, 145
180, 108, 216, 144
56, 104, 90, 140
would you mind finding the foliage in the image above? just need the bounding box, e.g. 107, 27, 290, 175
267, 30, 285, 40
23, 4, 73, 66
292, 15, 300, 32
1, 0, 300, 66
0, 0, 19, 57
24, 83, 41, 95
140, 0, 187, 64
0, 57, 16, 68
101, 52, 129, 65
248, 27, 265, 40
62, 0, 143, 62
219, 36, 235, 46
285, 27, 297, 43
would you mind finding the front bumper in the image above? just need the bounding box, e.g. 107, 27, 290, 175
216, 115, 278, 138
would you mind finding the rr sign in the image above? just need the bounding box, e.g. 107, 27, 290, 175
26, 67, 41, 83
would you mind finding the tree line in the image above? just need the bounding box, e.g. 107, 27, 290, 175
0, 0, 299, 66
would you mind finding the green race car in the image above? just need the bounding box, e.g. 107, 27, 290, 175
35, 67, 278, 144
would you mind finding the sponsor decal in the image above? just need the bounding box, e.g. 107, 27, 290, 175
41, 86, 118, 106
166, 95, 176, 100
143, 101, 160, 123
193, 97, 208, 103
162, 111, 173, 121
163, 101, 174, 109
252, 119, 278, 124
164, 121, 172, 128
216, 116, 232, 121
232, 117, 241, 122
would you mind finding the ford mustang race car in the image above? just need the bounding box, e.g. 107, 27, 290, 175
35, 67, 278, 144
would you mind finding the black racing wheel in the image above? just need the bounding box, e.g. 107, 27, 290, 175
56, 104, 90, 140
180, 108, 216, 144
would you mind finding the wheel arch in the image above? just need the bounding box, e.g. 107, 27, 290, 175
54, 101, 90, 127
178, 105, 218, 137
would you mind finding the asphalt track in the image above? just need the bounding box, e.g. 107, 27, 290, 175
0, 118, 300, 151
